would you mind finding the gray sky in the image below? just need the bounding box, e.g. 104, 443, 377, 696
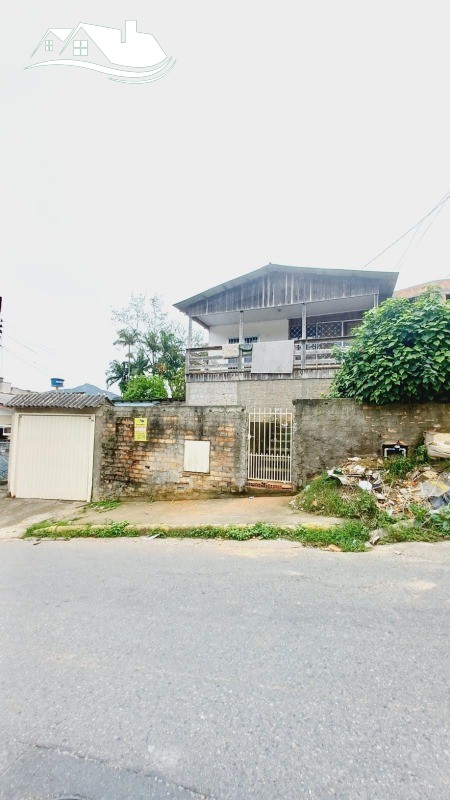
1, 1, 449, 391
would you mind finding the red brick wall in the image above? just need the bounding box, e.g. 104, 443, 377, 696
100, 404, 247, 498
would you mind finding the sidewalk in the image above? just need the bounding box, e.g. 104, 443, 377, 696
80, 495, 340, 530
0, 487, 83, 540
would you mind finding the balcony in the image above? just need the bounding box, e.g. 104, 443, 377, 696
185, 336, 354, 382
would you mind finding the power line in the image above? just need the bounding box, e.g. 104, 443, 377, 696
4, 332, 38, 354
4, 322, 62, 358
362, 191, 450, 270
2, 346, 51, 377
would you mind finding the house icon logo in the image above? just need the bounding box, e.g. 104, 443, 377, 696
27, 20, 175, 83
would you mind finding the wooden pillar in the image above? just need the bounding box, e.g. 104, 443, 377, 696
238, 311, 244, 370
238, 310, 244, 343
186, 317, 192, 374
301, 303, 307, 368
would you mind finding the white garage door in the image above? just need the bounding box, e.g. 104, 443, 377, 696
12, 414, 95, 501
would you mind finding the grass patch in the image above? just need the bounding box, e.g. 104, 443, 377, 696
24, 519, 369, 552
382, 455, 418, 484
25, 519, 71, 535
26, 520, 139, 539
295, 474, 380, 522
84, 499, 122, 512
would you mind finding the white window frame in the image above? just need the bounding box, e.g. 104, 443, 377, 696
228, 336, 259, 365
45, 39, 53, 51
73, 40, 88, 57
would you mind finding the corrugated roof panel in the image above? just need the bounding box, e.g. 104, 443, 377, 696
6, 392, 110, 409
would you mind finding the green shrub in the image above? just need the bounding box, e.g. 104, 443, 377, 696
122, 374, 168, 402
169, 367, 186, 401
296, 475, 379, 521
330, 288, 450, 404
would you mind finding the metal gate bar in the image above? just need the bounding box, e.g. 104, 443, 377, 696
247, 407, 292, 484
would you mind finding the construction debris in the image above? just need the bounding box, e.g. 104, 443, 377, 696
425, 432, 450, 459
327, 456, 450, 515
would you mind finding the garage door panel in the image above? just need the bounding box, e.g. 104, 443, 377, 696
14, 415, 95, 501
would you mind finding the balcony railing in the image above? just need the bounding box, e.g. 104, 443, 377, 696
186, 336, 353, 376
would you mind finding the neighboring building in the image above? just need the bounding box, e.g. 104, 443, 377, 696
394, 278, 450, 302
0, 379, 32, 483
175, 264, 398, 410
0, 379, 32, 440
62, 383, 120, 402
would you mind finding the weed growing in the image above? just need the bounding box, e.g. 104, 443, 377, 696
84, 499, 121, 512
25, 519, 369, 551
295, 475, 379, 521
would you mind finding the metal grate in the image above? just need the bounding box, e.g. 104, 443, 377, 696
248, 408, 292, 484
289, 322, 302, 339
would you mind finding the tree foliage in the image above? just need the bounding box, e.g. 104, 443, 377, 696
122, 375, 168, 402
330, 288, 450, 404
106, 294, 204, 395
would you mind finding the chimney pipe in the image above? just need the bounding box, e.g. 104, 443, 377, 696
125, 20, 137, 40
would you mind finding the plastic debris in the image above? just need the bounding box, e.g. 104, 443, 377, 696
325, 455, 450, 514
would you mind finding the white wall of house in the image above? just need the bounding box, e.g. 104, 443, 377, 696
208, 319, 289, 346
0, 409, 12, 427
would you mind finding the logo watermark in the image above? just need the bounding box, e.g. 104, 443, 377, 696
26, 20, 175, 83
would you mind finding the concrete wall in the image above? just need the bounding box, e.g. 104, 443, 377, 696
186, 376, 333, 409
208, 319, 289, 346
99, 404, 247, 499
294, 399, 450, 485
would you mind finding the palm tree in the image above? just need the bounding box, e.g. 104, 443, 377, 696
106, 360, 130, 394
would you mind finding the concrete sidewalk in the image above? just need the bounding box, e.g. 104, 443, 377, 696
0, 492, 341, 539
80, 495, 340, 530
0, 488, 83, 540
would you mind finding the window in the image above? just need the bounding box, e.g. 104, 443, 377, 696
0, 426, 11, 440
45, 39, 53, 51
289, 319, 362, 339
228, 336, 258, 365
228, 336, 259, 344
73, 40, 88, 56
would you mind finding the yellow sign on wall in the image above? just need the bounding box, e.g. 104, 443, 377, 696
134, 417, 148, 442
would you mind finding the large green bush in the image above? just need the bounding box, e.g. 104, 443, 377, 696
330, 288, 450, 404
122, 374, 168, 402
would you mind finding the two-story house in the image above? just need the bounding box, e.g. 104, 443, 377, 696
175, 264, 398, 486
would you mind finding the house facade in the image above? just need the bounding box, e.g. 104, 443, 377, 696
174, 264, 397, 488
175, 264, 398, 409
394, 278, 450, 302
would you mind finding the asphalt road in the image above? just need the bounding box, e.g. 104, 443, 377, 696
1, 538, 449, 800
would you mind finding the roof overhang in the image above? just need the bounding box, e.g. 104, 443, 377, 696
175, 263, 399, 326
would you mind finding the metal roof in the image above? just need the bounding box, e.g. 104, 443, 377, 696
6, 392, 111, 409
174, 263, 399, 312
61, 383, 120, 400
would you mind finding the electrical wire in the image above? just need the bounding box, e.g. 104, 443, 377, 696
2, 346, 51, 377
4, 322, 62, 358
362, 191, 450, 270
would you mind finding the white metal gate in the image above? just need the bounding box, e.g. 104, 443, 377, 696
247, 408, 292, 484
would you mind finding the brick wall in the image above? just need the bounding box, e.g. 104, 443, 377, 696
294, 399, 450, 485
187, 377, 333, 409
99, 404, 247, 499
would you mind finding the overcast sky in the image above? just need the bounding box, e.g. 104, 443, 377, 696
1, 1, 449, 391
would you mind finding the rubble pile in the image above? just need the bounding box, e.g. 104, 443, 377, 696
327, 457, 450, 514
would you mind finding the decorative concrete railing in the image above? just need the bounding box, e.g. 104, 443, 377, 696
185, 337, 354, 377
